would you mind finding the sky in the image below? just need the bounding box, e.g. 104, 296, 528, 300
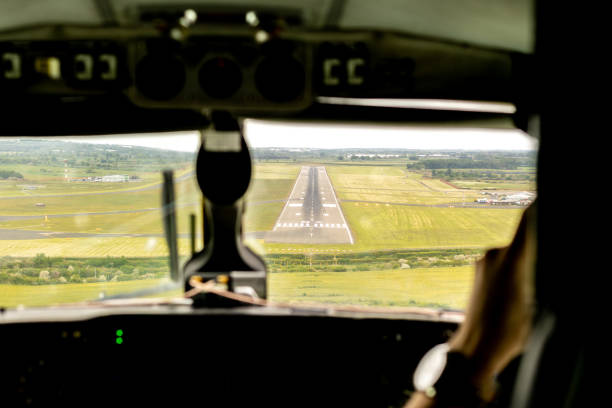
244, 120, 537, 150
56, 120, 537, 152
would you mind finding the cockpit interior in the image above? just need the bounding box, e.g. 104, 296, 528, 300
0, 1, 597, 407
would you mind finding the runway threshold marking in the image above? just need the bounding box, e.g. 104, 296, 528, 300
270, 166, 354, 244
272, 166, 306, 231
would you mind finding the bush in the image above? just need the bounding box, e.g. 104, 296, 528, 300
80, 268, 95, 278
8, 273, 28, 284
69, 274, 81, 283
33, 253, 51, 268
0, 169, 24, 179
25, 268, 46, 277
86, 258, 107, 267
117, 264, 131, 273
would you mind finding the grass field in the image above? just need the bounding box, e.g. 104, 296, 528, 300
326, 165, 482, 205
451, 180, 536, 190
0, 163, 194, 197
269, 266, 474, 309
342, 204, 522, 250
1, 266, 473, 310
1, 157, 533, 310
241, 163, 301, 232
0, 278, 170, 308
247, 163, 524, 254
0, 237, 196, 257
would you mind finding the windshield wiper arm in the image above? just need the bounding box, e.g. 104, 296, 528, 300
162, 169, 180, 282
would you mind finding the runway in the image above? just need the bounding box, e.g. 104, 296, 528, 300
265, 166, 354, 244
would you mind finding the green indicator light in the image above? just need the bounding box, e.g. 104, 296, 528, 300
116, 329, 123, 337
116, 337, 123, 345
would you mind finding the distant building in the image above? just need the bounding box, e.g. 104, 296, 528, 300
101, 175, 129, 182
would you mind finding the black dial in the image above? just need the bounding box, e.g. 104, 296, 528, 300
135, 55, 186, 100
198, 57, 242, 99
255, 56, 305, 102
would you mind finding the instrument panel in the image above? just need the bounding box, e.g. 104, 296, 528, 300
1, 26, 515, 115
1, 37, 310, 112
0, 307, 458, 408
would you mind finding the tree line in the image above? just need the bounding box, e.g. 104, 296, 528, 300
407, 158, 532, 170
0, 170, 23, 179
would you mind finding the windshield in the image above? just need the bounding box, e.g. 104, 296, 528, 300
0, 133, 200, 308
0, 124, 537, 311
243, 120, 537, 311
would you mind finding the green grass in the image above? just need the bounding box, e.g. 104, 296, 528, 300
257, 204, 522, 254
268, 266, 475, 310
0, 206, 202, 236
0, 278, 171, 308
0, 160, 532, 310
0, 173, 198, 216
343, 204, 522, 250
1, 265, 474, 310
451, 180, 536, 190
248, 164, 301, 194
242, 163, 301, 233
0, 237, 195, 257
0, 190, 159, 215
0, 163, 188, 197
249, 162, 525, 254
327, 165, 481, 205
244, 202, 285, 232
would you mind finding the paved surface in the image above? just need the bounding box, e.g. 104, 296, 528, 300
265, 166, 353, 244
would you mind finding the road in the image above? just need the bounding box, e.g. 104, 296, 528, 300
265, 166, 354, 245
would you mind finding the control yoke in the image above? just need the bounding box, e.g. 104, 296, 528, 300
183, 111, 266, 305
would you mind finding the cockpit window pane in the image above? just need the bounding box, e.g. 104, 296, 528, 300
0, 124, 537, 312
243, 120, 537, 310
0, 134, 199, 307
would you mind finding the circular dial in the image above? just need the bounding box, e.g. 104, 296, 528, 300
255, 56, 305, 102
135, 55, 186, 101
198, 57, 243, 99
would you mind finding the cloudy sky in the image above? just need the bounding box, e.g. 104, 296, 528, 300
57, 119, 537, 152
